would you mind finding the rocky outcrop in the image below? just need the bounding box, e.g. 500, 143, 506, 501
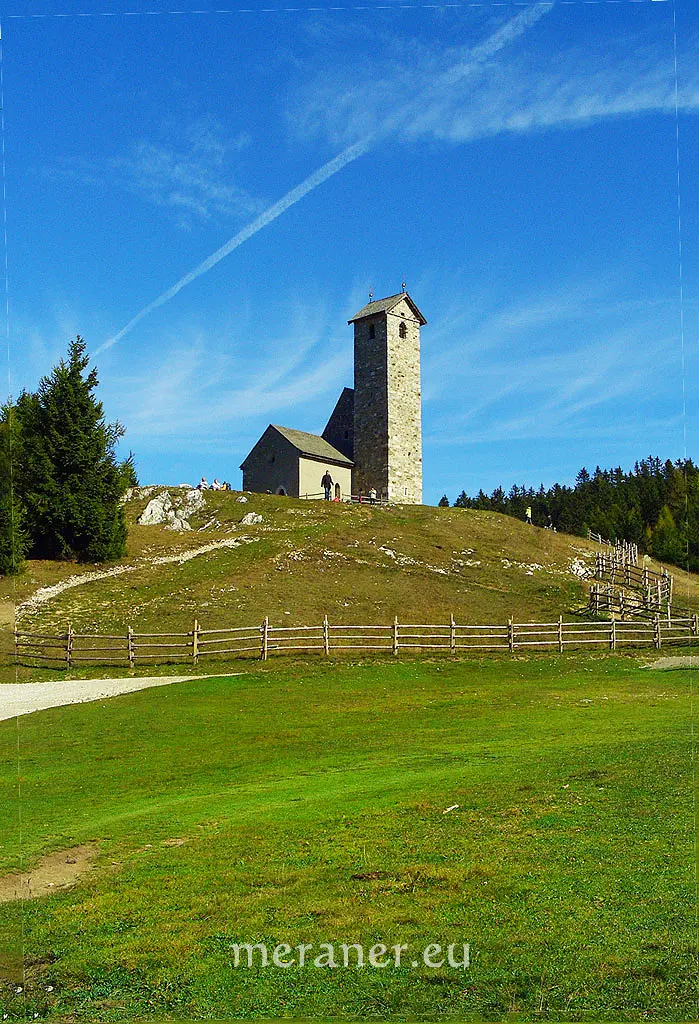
137, 489, 205, 531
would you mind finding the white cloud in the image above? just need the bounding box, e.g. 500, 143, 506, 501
289, 30, 699, 151
54, 115, 260, 228
421, 275, 689, 445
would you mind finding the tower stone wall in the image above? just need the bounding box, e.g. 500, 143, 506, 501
386, 297, 422, 504
352, 294, 423, 504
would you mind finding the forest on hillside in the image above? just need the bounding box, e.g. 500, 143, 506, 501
445, 457, 699, 573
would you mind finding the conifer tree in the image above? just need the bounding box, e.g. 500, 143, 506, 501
16, 338, 129, 562
0, 402, 27, 575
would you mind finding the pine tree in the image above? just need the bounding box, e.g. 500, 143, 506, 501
0, 402, 27, 575
650, 506, 684, 566
16, 338, 129, 562
438, 494, 450, 507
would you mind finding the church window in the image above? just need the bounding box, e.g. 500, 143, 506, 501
369, 323, 375, 339
399, 321, 407, 338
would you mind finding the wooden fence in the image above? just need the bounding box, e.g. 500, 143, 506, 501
587, 531, 639, 566
594, 554, 673, 604
13, 613, 698, 669
589, 582, 696, 622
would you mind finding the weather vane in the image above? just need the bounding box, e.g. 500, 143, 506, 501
401, 280, 406, 291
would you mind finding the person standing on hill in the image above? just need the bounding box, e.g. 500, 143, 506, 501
525, 505, 532, 524
321, 469, 333, 500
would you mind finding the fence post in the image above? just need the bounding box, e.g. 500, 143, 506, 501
261, 617, 269, 661
692, 614, 698, 637
127, 626, 135, 670
192, 618, 199, 667
450, 614, 456, 655
619, 591, 625, 620
653, 616, 661, 650
508, 617, 514, 653
393, 616, 399, 656
558, 615, 564, 654
323, 615, 330, 656
66, 624, 73, 670
610, 617, 616, 651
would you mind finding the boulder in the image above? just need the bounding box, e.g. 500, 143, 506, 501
240, 512, 263, 526
138, 492, 173, 525
138, 489, 205, 531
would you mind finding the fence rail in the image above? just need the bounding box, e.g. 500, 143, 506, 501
587, 531, 639, 566
13, 612, 698, 669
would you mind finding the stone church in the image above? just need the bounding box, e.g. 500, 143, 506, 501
240, 291, 425, 504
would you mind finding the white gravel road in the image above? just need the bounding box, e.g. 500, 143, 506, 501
0, 673, 244, 722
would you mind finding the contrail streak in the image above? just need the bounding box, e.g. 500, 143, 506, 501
99, 3, 552, 353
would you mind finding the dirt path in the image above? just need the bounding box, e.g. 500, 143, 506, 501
0, 672, 245, 722
15, 535, 257, 619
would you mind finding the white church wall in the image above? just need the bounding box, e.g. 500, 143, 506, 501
299, 457, 352, 500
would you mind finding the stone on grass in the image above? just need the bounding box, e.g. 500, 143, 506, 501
240, 512, 263, 526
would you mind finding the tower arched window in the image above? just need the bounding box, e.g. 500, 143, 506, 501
369, 323, 375, 339
399, 321, 407, 339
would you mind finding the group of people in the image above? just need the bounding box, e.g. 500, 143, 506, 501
197, 477, 230, 491
524, 505, 555, 530
321, 470, 377, 504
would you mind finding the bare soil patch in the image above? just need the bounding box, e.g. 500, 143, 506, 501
0, 844, 97, 903
647, 656, 698, 670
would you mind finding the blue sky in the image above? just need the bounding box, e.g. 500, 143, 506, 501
5, 0, 698, 502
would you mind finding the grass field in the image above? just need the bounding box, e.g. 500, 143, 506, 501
0, 653, 696, 1021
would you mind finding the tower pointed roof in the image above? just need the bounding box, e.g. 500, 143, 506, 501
348, 292, 426, 325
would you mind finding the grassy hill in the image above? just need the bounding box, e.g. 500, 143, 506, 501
4, 488, 699, 681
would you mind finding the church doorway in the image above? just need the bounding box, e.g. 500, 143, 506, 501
277, 486, 287, 496
334, 483, 342, 500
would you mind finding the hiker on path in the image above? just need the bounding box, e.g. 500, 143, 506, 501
525, 505, 532, 524
321, 469, 334, 500
369, 487, 377, 505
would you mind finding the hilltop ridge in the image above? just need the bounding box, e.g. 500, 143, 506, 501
5, 485, 695, 629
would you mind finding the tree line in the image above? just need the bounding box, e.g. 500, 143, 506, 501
0, 338, 136, 575
440, 456, 698, 572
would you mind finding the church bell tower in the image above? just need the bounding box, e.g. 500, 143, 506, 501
348, 291, 425, 504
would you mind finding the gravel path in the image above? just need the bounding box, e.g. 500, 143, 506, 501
0, 673, 245, 722
16, 535, 257, 619
647, 656, 698, 670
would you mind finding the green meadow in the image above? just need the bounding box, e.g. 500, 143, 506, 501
0, 654, 695, 1021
